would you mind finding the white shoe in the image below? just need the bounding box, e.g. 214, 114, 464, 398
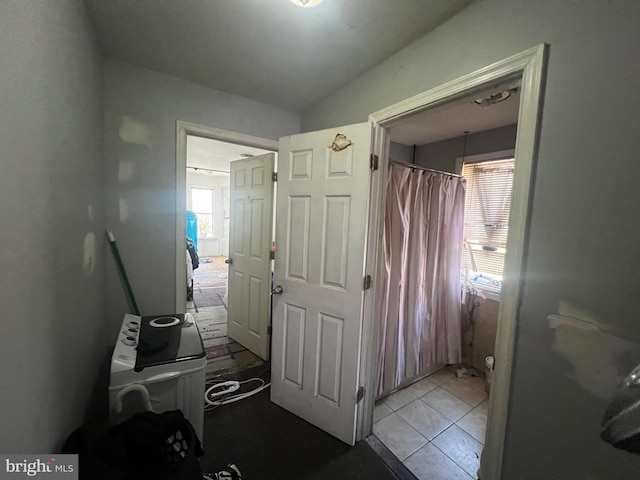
203, 464, 242, 480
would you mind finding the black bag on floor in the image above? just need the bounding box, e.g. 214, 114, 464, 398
63, 410, 204, 480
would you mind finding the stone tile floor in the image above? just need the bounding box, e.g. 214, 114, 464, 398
373, 366, 488, 479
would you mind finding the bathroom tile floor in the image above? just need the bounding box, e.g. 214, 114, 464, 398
373, 366, 488, 479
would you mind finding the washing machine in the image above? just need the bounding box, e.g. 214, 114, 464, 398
109, 312, 207, 441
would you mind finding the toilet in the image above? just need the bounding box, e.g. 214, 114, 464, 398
485, 356, 495, 393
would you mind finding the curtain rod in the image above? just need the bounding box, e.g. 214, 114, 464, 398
187, 165, 230, 174
390, 159, 462, 178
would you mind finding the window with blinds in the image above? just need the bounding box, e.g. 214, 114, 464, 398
461, 158, 515, 293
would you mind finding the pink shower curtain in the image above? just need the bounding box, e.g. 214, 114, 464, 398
377, 163, 466, 396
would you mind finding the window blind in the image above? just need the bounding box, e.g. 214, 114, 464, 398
461, 158, 515, 278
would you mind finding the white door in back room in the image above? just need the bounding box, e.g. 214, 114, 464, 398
227, 153, 275, 361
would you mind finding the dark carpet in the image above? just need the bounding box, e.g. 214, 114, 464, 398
199, 367, 400, 480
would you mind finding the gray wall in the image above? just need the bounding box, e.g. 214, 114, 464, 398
0, 0, 107, 452
415, 124, 517, 174
390, 125, 517, 173
303, 1, 640, 479
103, 60, 300, 325
389, 142, 413, 164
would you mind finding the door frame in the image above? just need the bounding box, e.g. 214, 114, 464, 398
175, 122, 278, 313
358, 44, 548, 480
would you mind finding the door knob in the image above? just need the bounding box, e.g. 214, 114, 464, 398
272, 285, 284, 295
224, 258, 233, 264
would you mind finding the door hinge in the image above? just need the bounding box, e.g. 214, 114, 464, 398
267, 325, 272, 335
270, 250, 275, 260
370, 154, 379, 171
272, 172, 278, 182
356, 386, 365, 403
363, 274, 372, 290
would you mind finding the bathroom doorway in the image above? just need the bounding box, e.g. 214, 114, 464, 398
369, 78, 524, 478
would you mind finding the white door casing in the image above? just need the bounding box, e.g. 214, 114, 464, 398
271, 123, 373, 445
227, 153, 275, 361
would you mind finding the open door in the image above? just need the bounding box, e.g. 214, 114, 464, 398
271, 123, 373, 445
227, 153, 275, 361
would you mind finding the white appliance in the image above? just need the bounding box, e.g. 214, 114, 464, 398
109, 313, 207, 441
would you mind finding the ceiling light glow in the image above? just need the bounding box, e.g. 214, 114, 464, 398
290, 0, 324, 7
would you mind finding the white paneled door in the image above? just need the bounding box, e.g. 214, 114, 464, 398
271, 123, 373, 445
227, 153, 275, 361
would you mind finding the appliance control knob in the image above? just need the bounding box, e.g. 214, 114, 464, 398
122, 336, 136, 346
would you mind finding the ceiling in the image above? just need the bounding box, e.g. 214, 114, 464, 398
84, 0, 473, 111
389, 80, 521, 146
187, 136, 273, 174
185, 81, 520, 171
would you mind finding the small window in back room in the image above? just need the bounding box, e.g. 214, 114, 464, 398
191, 188, 214, 238
461, 157, 515, 295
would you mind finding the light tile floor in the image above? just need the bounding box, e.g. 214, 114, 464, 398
373, 366, 488, 479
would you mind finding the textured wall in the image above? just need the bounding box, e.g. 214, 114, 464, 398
0, 0, 107, 452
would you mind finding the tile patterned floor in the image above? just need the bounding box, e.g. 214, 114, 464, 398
373, 366, 489, 479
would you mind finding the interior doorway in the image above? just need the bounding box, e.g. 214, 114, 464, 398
176, 125, 277, 377
360, 45, 547, 480
370, 79, 521, 478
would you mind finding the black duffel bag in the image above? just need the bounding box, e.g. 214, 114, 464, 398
63, 409, 204, 480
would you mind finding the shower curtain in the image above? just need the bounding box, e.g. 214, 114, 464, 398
377, 163, 466, 396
